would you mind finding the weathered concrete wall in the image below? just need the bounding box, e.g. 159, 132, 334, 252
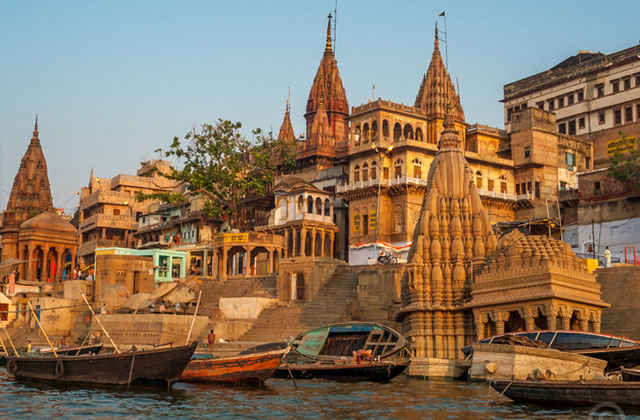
97, 313, 209, 349
95, 254, 155, 299
63, 280, 93, 301
278, 258, 343, 302
352, 264, 403, 331
469, 343, 606, 381
218, 297, 276, 319
596, 266, 640, 339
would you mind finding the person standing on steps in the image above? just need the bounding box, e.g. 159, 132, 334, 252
207, 329, 216, 351
604, 246, 612, 267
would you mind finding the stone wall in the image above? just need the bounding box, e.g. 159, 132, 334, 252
353, 265, 403, 331
596, 266, 640, 339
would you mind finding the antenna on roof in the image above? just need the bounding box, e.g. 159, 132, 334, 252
438, 11, 448, 69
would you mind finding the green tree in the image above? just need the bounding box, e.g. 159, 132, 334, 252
138, 119, 297, 228
608, 134, 640, 193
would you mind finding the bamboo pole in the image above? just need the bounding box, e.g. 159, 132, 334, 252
0, 331, 9, 355
27, 300, 57, 358
185, 290, 202, 345
80, 293, 120, 354
1, 323, 19, 357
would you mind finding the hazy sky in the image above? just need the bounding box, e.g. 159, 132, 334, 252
2, 0, 639, 213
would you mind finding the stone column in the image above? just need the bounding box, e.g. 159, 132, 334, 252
244, 246, 250, 276
267, 248, 273, 274
203, 249, 209, 277
560, 316, 570, 330
475, 321, 485, 340
524, 308, 535, 331
221, 247, 228, 279
301, 227, 307, 257
22, 245, 31, 280
311, 229, 316, 258
330, 232, 335, 258
101, 228, 106, 240
56, 248, 63, 281
579, 318, 589, 332
42, 246, 50, 282
283, 229, 289, 258
320, 230, 326, 258
291, 227, 297, 257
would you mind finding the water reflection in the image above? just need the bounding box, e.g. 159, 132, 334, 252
1, 370, 639, 419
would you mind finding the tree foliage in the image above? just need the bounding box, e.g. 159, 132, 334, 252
608, 134, 640, 193
138, 119, 298, 227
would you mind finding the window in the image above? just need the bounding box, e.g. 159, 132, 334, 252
567, 94, 574, 105
577, 90, 584, 101
361, 163, 369, 181
527, 181, 532, 194
382, 120, 389, 138
586, 157, 591, 170
412, 158, 423, 179
612, 80, 619, 93
623, 78, 631, 90
568, 120, 576, 135
524, 147, 531, 159
614, 109, 622, 125
500, 175, 508, 193
638, 104, 640, 121
393, 159, 403, 178
362, 214, 369, 235
558, 122, 566, 134
488, 179, 494, 192
566, 152, 576, 171
625, 106, 633, 122
599, 111, 606, 125
548, 99, 555, 110
370, 161, 377, 180
595, 84, 604, 97
535, 181, 540, 198
594, 181, 601, 196
507, 108, 513, 122
475, 171, 483, 189
558, 96, 564, 108
636, 74, 640, 87
113, 209, 120, 216
353, 213, 360, 233
536, 101, 544, 110
353, 165, 360, 182
578, 117, 585, 129
516, 184, 520, 194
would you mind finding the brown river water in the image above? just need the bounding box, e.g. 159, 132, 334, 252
1, 369, 638, 419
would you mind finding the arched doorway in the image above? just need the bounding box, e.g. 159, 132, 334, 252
505, 310, 525, 332
32, 247, 44, 282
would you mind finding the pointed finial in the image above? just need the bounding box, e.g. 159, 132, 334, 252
286, 87, 291, 114
443, 104, 455, 132
435, 22, 439, 50
32, 114, 40, 141
325, 13, 333, 52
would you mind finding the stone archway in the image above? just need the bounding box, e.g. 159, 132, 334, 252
32, 247, 44, 282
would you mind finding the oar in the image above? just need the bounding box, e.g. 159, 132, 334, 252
74, 323, 94, 356
0, 319, 19, 357
0, 332, 9, 356
27, 300, 56, 357
185, 290, 202, 345
80, 292, 120, 354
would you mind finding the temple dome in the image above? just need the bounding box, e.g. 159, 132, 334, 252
20, 211, 77, 236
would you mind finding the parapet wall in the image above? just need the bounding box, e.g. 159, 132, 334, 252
596, 265, 640, 340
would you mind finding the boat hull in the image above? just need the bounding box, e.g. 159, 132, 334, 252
621, 367, 640, 382
491, 379, 640, 408
180, 348, 288, 384
5, 342, 197, 388
275, 360, 409, 382
575, 345, 640, 369
40, 344, 104, 356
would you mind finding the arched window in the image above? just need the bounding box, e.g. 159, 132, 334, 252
415, 127, 424, 142
393, 123, 402, 142
371, 121, 378, 139
353, 211, 361, 233
307, 196, 314, 214
382, 120, 390, 138
362, 163, 369, 181
353, 165, 361, 183
475, 171, 483, 189
297, 195, 304, 212
363, 123, 370, 144
403, 124, 414, 140
499, 174, 508, 193
354, 125, 361, 145
324, 199, 331, 216
370, 161, 377, 180
412, 158, 423, 179
394, 206, 404, 234
315, 197, 322, 215
393, 158, 404, 178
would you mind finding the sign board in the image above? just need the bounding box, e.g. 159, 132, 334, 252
213, 233, 249, 244
607, 137, 637, 156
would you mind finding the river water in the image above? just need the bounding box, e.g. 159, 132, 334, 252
1, 369, 638, 419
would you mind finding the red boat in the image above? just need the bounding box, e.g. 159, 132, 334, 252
179, 347, 289, 384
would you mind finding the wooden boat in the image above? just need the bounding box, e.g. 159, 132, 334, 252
463, 330, 640, 369
179, 347, 289, 384
276, 359, 409, 382
490, 379, 640, 408
4, 342, 197, 388
621, 367, 640, 382
39, 344, 103, 356
289, 322, 407, 361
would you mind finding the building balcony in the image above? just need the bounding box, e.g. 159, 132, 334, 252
80, 214, 134, 233
80, 190, 133, 210
337, 176, 429, 193
477, 189, 518, 202
78, 238, 127, 257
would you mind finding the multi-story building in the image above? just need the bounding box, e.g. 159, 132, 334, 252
503, 45, 640, 168
503, 43, 640, 263
77, 160, 176, 266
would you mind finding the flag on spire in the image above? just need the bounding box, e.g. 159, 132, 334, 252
439, 11, 445, 16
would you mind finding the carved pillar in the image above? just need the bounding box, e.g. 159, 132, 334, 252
524, 307, 535, 331
320, 230, 326, 258
301, 227, 307, 257
475, 320, 485, 340
560, 315, 570, 330
56, 248, 63, 281
267, 248, 273, 274
222, 247, 228, 279
330, 232, 335, 258
579, 317, 589, 332
283, 229, 289, 258
42, 246, 50, 282
244, 246, 250, 276
311, 229, 316, 258
496, 313, 506, 335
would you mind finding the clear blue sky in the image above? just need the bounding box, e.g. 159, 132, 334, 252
1, 0, 639, 213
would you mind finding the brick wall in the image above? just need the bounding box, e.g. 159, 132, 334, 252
596, 266, 640, 340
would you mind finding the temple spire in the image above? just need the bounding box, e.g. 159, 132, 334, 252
32, 114, 39, 142
438, 104, 461, 150
434, 22, 439, 50
325, 13, 333, 52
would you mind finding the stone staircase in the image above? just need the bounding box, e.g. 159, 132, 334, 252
197, 275, 278, 317
238, 266, 360, 342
